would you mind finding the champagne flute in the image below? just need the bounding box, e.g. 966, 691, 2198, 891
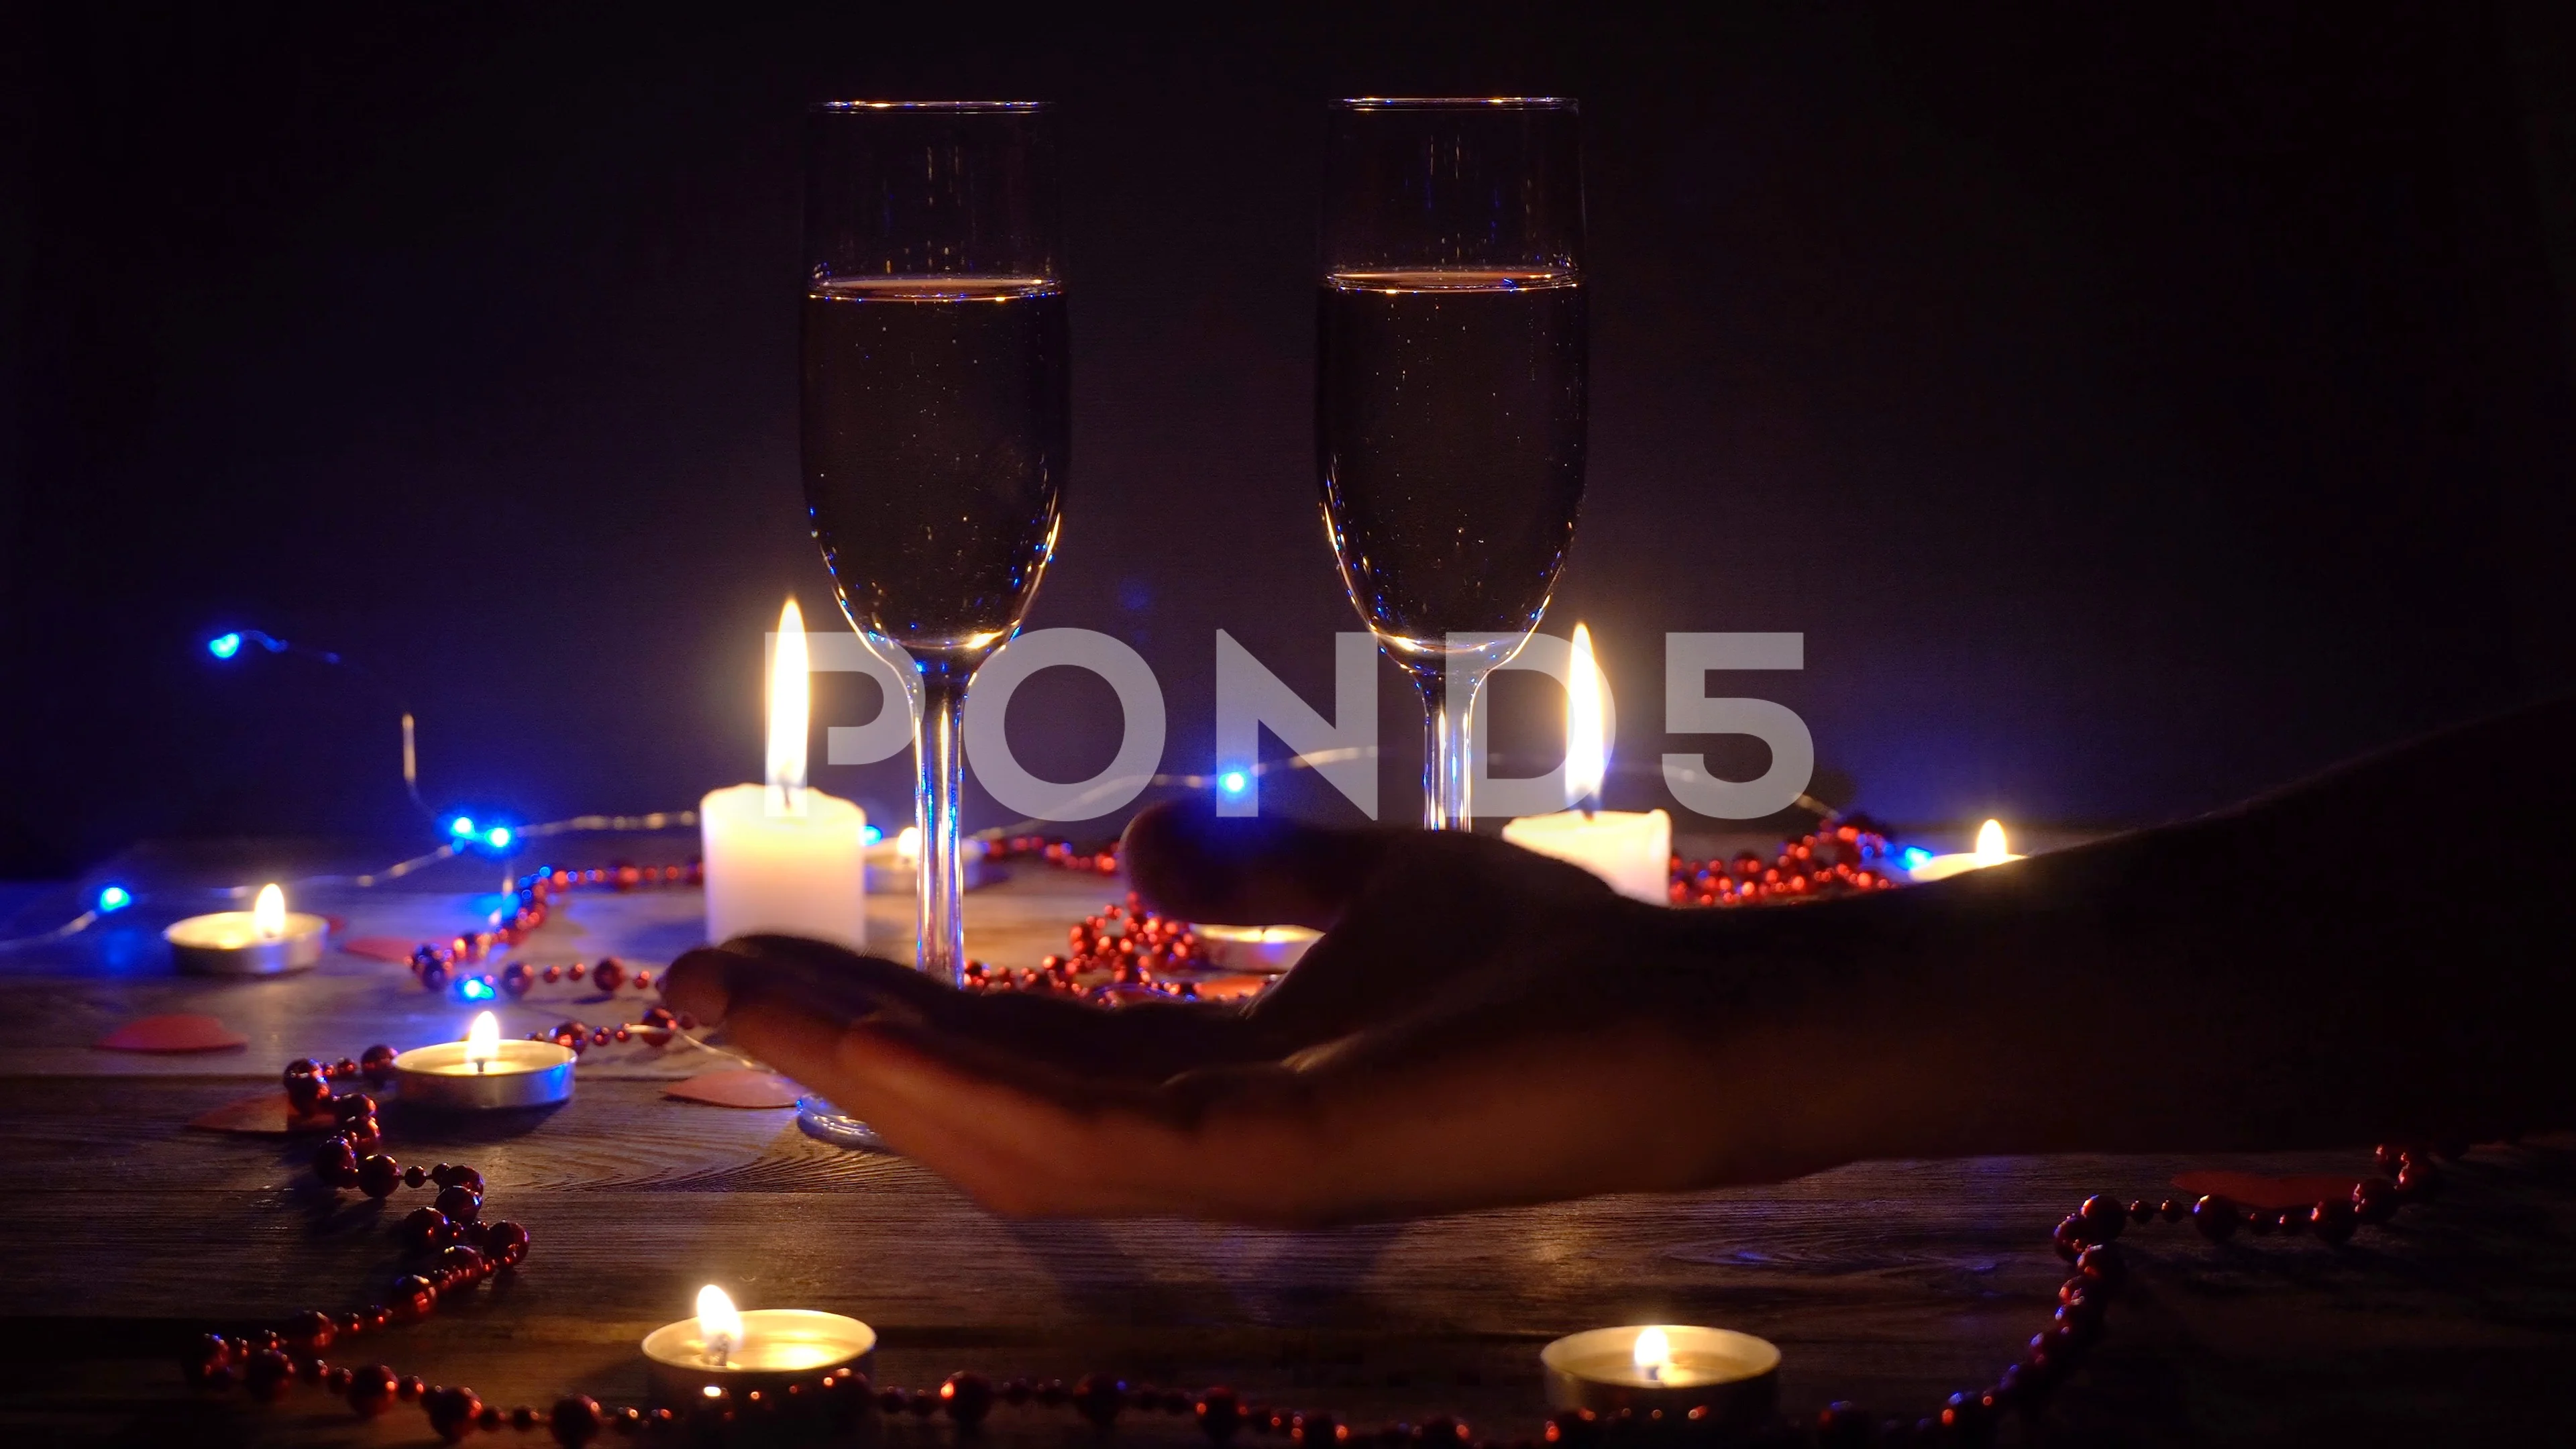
1318, 98, 1588, 829
802, 101, 1068, 983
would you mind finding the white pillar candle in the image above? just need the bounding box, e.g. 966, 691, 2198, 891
700, 599, 867, 949
1500, 623, 1675, 904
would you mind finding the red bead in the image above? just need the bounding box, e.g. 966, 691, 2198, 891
940, 1373, 994, 1426
2159, 1198, 2187, 1222
325, 1365, 355, 1393
331, 1057, 361, 1079
542, 965, 562, 983
360, 1043, 398, 1079
1417, 1415, 1468, 1446
2354, 1177, 2400, 1224
2396, 1161, 2443, 1203
477, 1405, 506, 1432
437, 1244, 490, 1286
2191, 1194, 2241, 1241
2075, 1243, 2125, 1291
244, 1348, 294, 1401
481, 1219, 531, 1267
1198, 1387, 1244, 1441
2311, 1198, 2358, 1246
285, 1073, 331, 1110
405, 1165, 429, 1188
313, 1135, 362, 1188
398, 1375, 425, 1401
501, 962, 535, 998
2076, 1193, 2125, 1240
553, 1395, 604, 1445
631, 970, 651, 990
285, 1308, 336, 1352
1295, 1412, 1345, 1447
424, 1385, 483, 1442
1813, 1405, 1871, 1449
355, 1153, 402, 1199
183, 1334, 233, 1389
434, 1184, 483, 1222
568, 962, 588, 981
591, 958, 626, 992
389, 1274, 439, 1323
1073, 1377, 1126, 1427
348, 1364, 400, 1417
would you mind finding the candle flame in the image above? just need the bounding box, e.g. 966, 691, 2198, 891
1974, 818, 2010, 862
894, 824, 921, 865
252, 883, 286, 940
1632, 1326, 1672, 1379
1565, 623, 1608, 807
767, 598, 810, 810
464, 1011, 500, 1071
698, 1285, 743, 1366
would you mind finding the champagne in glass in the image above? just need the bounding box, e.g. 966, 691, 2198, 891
1318, 99, 1589, 828
802, 102, 1067, 984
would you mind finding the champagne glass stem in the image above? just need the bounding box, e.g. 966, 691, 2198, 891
1413, 658, 1491, 830
912, 661, 971, 985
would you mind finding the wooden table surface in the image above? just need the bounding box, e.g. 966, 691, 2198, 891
1, 839, 2570, 1447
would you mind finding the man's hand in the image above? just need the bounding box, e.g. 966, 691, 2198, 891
659, 803, 1827, 1224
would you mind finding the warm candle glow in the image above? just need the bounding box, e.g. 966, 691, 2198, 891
252, 883, 286, 940
464, 1011, 500, 1072
1974, 818, 2010, 862
698, 1285, 743, 1366
894, 824, 921, 865
767, 598, 810, 810
1566, 623, 1607, 807
1632, 1326, 1672, 1378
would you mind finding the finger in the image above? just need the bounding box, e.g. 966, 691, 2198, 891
779, 988, 1799, 1224
679, 932, 1283, 1080
1118, 801, 1390, 928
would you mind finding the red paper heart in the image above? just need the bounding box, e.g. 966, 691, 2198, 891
341, 936, 418, 963
189, 1091, 339, 1134
663, 1069, 801, 1109
2170, 1170, 2369, 1211
97, 1014, 249, 1053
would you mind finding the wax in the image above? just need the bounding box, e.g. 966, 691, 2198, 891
699, 785, 869, 949
1502, 807, 1673, 904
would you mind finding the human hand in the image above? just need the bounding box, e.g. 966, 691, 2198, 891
661, 803, 1848, 1224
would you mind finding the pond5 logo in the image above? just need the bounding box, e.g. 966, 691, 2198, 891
796, 629, 1811, 824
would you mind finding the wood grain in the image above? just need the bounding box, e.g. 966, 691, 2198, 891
3, 851, 2572, 1446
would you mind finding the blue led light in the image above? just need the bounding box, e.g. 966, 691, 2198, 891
96, 885, 133, 913
861, 824, 883, 845
458, 976, 495, 1001
1899, 846, 1933, 871
207, 632, 243, 660
448, 815, 476, 837
1220, 770, 1249, 795
486, 826, 513, 851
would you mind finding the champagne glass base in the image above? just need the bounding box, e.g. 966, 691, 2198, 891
796, 1097, 897, 1154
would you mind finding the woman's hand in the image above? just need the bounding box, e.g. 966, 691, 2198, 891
660, 803, 1844, 1224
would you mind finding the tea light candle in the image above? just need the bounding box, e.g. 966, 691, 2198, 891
1501, 625, 1674, 903
1904, 818, 2025, 882
700, 598, 869, 949
391, 1011, 575, 1111
1194, 923, 1321, 974
642, 1285, 875, 1405
165, 883, 327, 976
1541, 1324, 1780, 1429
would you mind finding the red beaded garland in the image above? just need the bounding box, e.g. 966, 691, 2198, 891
209, 838, 2465, 1447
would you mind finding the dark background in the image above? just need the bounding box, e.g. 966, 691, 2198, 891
4, 2, 2572, 877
